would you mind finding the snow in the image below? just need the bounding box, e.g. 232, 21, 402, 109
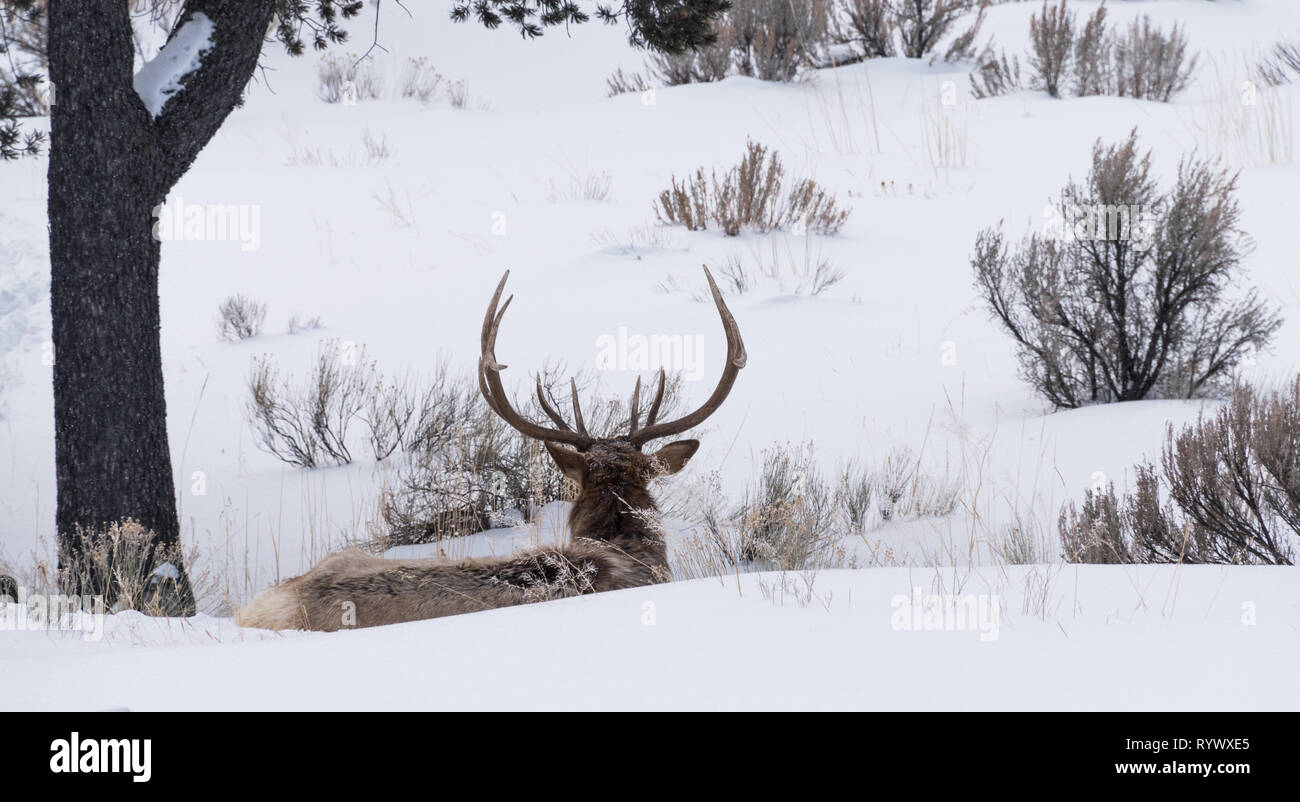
1, 566, 1294, 711
2, 1, 1299, 709
132, 12, 215, 119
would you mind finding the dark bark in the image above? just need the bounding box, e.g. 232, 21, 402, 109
48, 0, 274, 613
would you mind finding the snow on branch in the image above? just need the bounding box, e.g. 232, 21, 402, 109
133, 12, 217, 119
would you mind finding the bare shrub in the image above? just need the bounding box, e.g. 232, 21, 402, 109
548, 170, 613, 202
58, 519, 196, 616
648, 0, 836, 84
802, 258, 845, 296
592, 224, 681, 253
679, 442, 959, 575
216, 294, 267, 341
317, 53, 383, 103
714, 253, 756, 295
871, 446, 960, 524
287, 313, 323, 334
605, 67, 651, 97
1112, 15, 1196, 102
969, 49, 1022, 99
699, 236, 842, 296
1028, 0, 1073, 98
399, 56, 443, 101
445, 78, 473, 108
245, 341, 370, 468
972, 6, 1194, 102
940, 2, 987, 64
656, 139, 849, 235
1259, 38, 1300, 86
1072, 3, 1113, 97
1062, 380, 1299, 565
733, 443, 839, 569
894, 0, 974, 59
379, 367, 688, 545
361, 128, 394, 163
843, 0, 896, 58
377, 367, 509, 543
649, 40, 731, 85
972, 130, 1281, 408
731, 0, 833, 81
1059, 482, 1129, 563
835, 461, 876, 533
990, 515, 1053, 565
657, 168, 711, 231
363, 371, 417, 462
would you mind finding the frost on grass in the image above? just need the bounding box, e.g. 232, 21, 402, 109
132, 12, 216, 119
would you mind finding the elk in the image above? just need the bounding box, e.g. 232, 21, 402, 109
236, 266, 745, 631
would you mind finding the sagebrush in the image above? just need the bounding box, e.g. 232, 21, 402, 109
972, 130, 1280, 408
216, 294, 267, 341
1061, 380, 1299, 565
973, 4, 1196, 102
656, 139, 849, 235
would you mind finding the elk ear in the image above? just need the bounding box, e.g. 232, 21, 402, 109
544, 441, 587, 485
651, 439, 700, 475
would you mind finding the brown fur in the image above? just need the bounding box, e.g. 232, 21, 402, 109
236, 440, 692, 632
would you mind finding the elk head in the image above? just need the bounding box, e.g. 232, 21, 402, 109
478, 266, 746, 524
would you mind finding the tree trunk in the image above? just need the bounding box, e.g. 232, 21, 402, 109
47, 0, 275, 614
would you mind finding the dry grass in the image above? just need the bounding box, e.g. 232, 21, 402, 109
702, 235, 845, 297
921, 98, 970, 171
548, 170, 613, 203
283, 127, 397, 168
399, 56, 443, 101
1186, 55, 1294, 167
56, 520, 198, 616
372, 178, 416, 227
806, 62, 882, 155
605, 67, 651, 97
317, 53, 384, 104
591, 224, 682, 253
671, 440, 961, 579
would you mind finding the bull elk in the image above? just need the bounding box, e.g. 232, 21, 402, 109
236, 266, 745, 631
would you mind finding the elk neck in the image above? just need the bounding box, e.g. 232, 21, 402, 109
566, 444, 666, 562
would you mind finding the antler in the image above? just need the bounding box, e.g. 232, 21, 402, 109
479, 271, 594, 450
627, 266, 746, 446
479, 266, 745, 451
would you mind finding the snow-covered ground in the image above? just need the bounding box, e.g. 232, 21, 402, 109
3, 565, 1295, 711
1, 1, 1298, 710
